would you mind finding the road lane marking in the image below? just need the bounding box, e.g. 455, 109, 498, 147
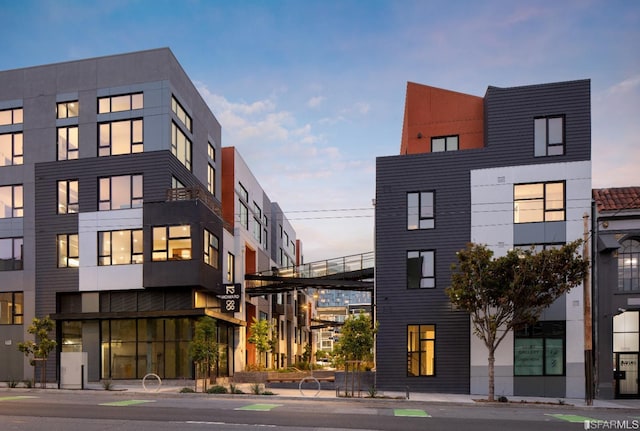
235, 403, 282, 411
0, 396, 38, 401
546, 414, 598, 423
394, 409, 430, 417
99, 399, 156, 406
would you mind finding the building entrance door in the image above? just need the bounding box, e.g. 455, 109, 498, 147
615, 353, 639, 398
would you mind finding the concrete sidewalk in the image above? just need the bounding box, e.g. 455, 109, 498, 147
81, 380, 640, 410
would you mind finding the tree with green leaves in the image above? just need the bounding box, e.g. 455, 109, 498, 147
18, 316, 57, 388
333, 312, 377, 366
189, 317, 218, 392
247, 317, 272, 369
446, 240, 589, 401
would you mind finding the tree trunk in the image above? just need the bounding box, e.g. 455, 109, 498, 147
488, 350, 495, 402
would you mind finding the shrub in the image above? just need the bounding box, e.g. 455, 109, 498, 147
101, 380, 113, 391
7, 378, 18, 388
249, 383, 263, 395
229, 383, 244, 394
180, 387, 195, 393
206, 385, 228, 394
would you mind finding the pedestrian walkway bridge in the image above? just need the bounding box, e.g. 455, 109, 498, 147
244, 251, 374, 297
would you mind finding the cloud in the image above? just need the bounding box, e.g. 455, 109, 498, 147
307, 96, 326, 108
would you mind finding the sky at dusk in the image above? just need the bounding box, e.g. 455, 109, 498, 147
1, 0, 638, 262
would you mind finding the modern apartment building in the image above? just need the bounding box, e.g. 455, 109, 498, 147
375, 79, 592, 397
0, 48, 308, 384
593, 187, 640, 399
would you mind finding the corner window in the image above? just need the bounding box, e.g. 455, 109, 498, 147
204, 229, 219, 268
58, 180, 79, 214
0, 292, 23, 324
0, 237, 23, 271
171, 122, 192, 171
0, 132, 23, 166
0, 184, 23, 218
514, 321, 565, 376
408, 325, 435, 376
98, 93, 143, 114
514, 181, 565, 223
57, 101, 79, 119
407, 191, 434, 230
407, 250, 435, 288
99, 174, 143, 211
0, 107, 23, 126
99, 119, 143, 156
534, 115, 564, 156
57, 126, 79, 160
152, 225, 191, 261
431, 135, 458, 152
618, 239, 640, 292
58, 233, 79, 268
99, 229, 143, 265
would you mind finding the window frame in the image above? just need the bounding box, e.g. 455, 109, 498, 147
618, 238, 640, 292
98, 119, 143, 156
57, 125, 79, 160
170, 121, 192, 171
204, 229, 220, 269
98, 174, 143, 211
239, 202, 248, 230
407, 324, 436, 377
56, 100, 79, 119
171, 96, 192, 132
207, 163, 215, 196
0, 237, 23, 271
57, 233, 79, 268
431, 135, 458, 152
98, 93, 143, 114
407, 250, 435, 289
0, 291, 23, 325
534, 115, 565, 157
513, 181, 565, 224
0, 107, 23, 126
407, 191, 435, 230
514, 321, 566, 376
152, 225, 192, 261
208, 141, 216, 161
0, 132, 23, 166
0, 184, 23, 218
57, 179, 79, 214
98, 229, 143, 266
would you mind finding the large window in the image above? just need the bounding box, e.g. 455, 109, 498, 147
0, 292, 23, 324
0, 107, 23, 125
239, 183, 248, 202
204, 229, 219, 268
431, 135, 458, 152
613, 311, 639, 352
514, 181, 565, 223
58, 180, 79, 214
57, 126, 79, 160
0, 237, 23, 271
227, 252, 235, 282
239, 202, 248, 230
99, 119, 143, 156
407, 191, 434, 230
171, 96, 192, 132
514, 321, 565, 376
98, 93, 143, 114
535, 115, 564, 156
61, 321, 82, 352
0, 132, 23, 166
57, 101, 79, 119
0, 185, 23, 218
58, 233, 79, 268
208, 141, 216, 161
171, 122, 191, 170
619, 239, 640, 292
407, 250, 435, 288
152, 225, 191, 261
99, 229, 143, 265
408, 325, 435, 376
207, 163, 215, 196
99, 174, 143, 210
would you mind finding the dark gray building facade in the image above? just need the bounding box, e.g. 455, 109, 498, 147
375, 80, 592, 396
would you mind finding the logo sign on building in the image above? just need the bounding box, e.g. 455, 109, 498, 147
217, 283, 241, 313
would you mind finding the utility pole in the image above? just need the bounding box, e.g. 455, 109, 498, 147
583, 212, 594, 405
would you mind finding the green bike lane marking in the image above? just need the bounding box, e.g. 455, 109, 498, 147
99, 399, 157, 406
235, 403, 282, 411
546, 413, 599, 423
394, 409, 430, 417
0, 396, 38, 401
